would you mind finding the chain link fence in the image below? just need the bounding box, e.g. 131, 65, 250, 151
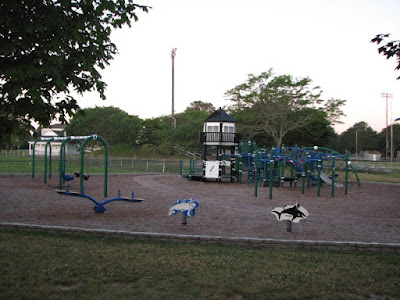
1, 151, 399, 175
0, 151, 182, 175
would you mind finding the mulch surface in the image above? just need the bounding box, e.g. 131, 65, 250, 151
0, 174, 399, 244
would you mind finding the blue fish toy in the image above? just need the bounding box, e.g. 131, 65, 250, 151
169, 198, 199, 218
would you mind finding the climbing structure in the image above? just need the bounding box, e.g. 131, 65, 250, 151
181, 142, 361, 199
180, 108, 360, 199
198, 107, 241, 181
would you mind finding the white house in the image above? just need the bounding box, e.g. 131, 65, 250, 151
362, 150, 382, 161
28, 124, 70, 156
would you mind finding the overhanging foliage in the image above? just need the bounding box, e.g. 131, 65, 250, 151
0, 0, 149, 147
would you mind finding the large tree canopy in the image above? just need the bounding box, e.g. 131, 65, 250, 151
371, 34, 400, 80
66, 106, 142, 149
0, 0, 149, 147
185, 100, 216, 115
226, 69, 345, 147
142, 101, 214, 156
337, 121, 379, 154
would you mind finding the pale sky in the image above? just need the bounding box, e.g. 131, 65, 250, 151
75, 0, 400, 134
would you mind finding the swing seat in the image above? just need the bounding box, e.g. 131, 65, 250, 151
121, 197, 144, 202
74, 172, 89, 180
55, 189, 81, 196
60, 170, 74, 181
117, 191, 144, 202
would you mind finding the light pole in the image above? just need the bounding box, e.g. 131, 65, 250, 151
381, 93, 392, 160
390, 98, 394, 164
171, 48, 177, 129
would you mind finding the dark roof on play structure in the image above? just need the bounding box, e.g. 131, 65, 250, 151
204, 108, 236, 123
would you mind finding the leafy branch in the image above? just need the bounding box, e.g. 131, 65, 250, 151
371, 33, 400, 80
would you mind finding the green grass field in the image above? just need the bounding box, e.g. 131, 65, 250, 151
1, 230, 399, 299
2, 154, 400, 183
0, 155, 181, 175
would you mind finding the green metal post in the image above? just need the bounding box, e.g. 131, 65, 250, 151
234, 155, 238, 182
189, 158, 193, 182
44, 138, 54, 184
254, 152, 258, 197
301, 151, 305, 194
281, 144, 285, 187
49, 143, 52, 179
307, 155, 311, 188
80, 139, 86, 193
59, 137, 71, 189
32, 139, 40, 179
263, 159, 267, 187
44, 141, 48, 184
80, 135, 108, 197
345, 152, 349, 195
104, 137, 108, 197
269, 149, 274, 199
238, 156, 242, 183
331, 155, 336, 197
349, 163, 361, 187
317, 152, 322, 196
293, 149, 298, 188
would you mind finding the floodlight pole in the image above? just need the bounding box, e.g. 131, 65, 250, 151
381, 93, 392, 160
391, 99, 393, 165
395, 117, 400, 163
171, 48, 177, 129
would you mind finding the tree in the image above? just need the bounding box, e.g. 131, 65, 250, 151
226, 69, 346, 147
185, 101, 215, 114
142, 103, 212, 156
142, 115, 173, 154
377, 123, 400, 158
6, 123, 31, 150
371, 34, 400, 80
231, 107, 337, 149
66, 106, 143, 152
283, 109, 337, 149
0, 116, 32, 149
0, 0, 149, 148
337, 122, 379, 154
173, 108, 210, 152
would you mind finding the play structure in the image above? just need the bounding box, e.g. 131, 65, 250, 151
32, 134, 145, 212
181, 143, 361, 199
31, 135, 109, 197
180, 109, 361, 199
56, 184, 143, 213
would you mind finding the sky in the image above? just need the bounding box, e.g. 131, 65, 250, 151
75, 0, 400, 134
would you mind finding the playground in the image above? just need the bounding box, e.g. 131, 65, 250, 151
0, 173, 399, 244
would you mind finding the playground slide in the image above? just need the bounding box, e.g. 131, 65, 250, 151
320, 173, 343, 188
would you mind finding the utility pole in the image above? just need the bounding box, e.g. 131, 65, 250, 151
381, 93, 392, 160
171, 48, 177, 129
390, 96, 395, 164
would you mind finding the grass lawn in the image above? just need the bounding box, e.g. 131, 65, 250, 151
0, 155, 181, 175
1, 230, 399, 299
1, 154, 399, 298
